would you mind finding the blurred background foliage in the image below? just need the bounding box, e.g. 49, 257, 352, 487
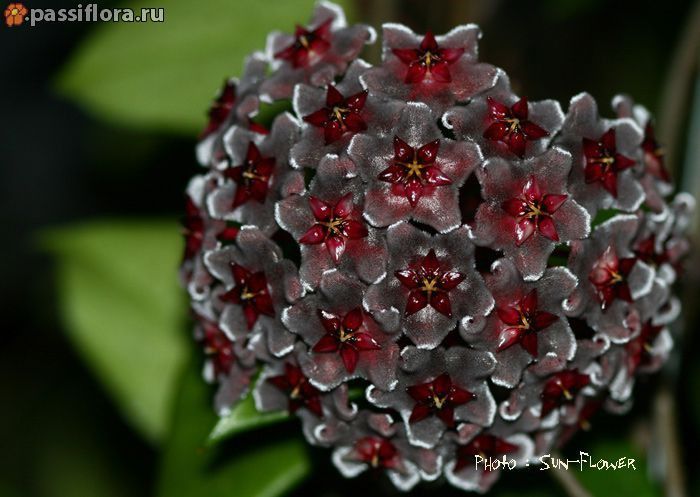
2, 0, 700, 496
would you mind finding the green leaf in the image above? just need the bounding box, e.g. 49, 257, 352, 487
575, 438, 661, 497
42, 220, 187, 444
56, 0, 354, 134
157, 358, 310, 497
209, 392, 289, 445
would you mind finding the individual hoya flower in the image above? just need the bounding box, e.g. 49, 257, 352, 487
471, 147, 590, 280
443, 71, 564, 159
444, 431, 534, 493
556, 92, 645, 217
604, 280, 677, 402
192, 309, 257, 415
291, 59, 405, 169
349, 102, 482, 232
361, 24, 498, 114
462, 258, 578, 388
282, 269, 400, 391
204, 226, 304, 359
367, 346, 496, 449
275, 154, 388, 289
261, 1, 375, 101
197, 52, 269, 167
332, 413, 442, 491
565, 215, 655, 343
254, 350, 357, 445
364, 222, 493, 350
207, 113, 304, 234
613, 94, 673, 212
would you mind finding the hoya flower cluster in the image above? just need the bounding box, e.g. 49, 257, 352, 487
181, 2, 694, 492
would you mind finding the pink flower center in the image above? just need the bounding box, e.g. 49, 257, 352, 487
395, 249, 465, 318
219, 263, 274, 330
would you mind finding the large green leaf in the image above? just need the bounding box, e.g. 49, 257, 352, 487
56, 0, 354, 134
157, 358, 310, 497
43, 220, 187, 443
208, 392, 289, 445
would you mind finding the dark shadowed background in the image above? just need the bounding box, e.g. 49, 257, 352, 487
2, 1, 699, 496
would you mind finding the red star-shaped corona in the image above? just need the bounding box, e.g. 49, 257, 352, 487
303, 86, 368, 144
353, 437, 400, 469
540, 369, 590, 417
378, 136, 451, 207
406, 373, 475, 427
224, 142, 275, 208
392, 31, 464, 83
395, 249, 465, 317
483, 97, 549, 157
495, 289, 558, 357
219, 263, 274, 329
312, 308, 381, 373
275, 19, 333, 68
582, 128, 636, 197
267, 363, 323, 417
589, 246, 637, 310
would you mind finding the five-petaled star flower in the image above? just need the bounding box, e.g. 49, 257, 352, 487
224, 142, 275, 208
298, 193, 368, 262
200, 319, 235, 378
540, 369, 590, 416
625, 320, 664, 374
275, 19, 333, 68
501, 175, 568, 246
219, 263, 274, 329
313, 308, 381, 373
267, 363, 324, 417
392, 31, 465, 83
395, 249, 465, 317
496, 289, 558, 357
352, 436, 400, 469
303, 85, 368, 143
588, 246, 637, 310
583, 128, 636, 197
406, 373, 475, 427
483, 97, 549, 157
378, 136, 451, 207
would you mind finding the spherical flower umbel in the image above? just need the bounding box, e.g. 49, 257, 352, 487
181, 2, 694, 492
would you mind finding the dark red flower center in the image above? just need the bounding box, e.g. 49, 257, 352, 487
353, 436, 400, 469
501, 176, 568, 246
303, 86, 368, 144
378, 136, 451, 207
395, 249, 465, 318
201, 80, 236, 138
625, 320, 664, 374
298, 193, 368, 263
483, 97, 549, 157
641, 121, 670, 183
540, 369, 590, 417
199, 318, 234, 377
274, 19, 332, 68
406, 373, 475, 427
219, 263, 274, 330
392, 31, 464, 84
582, 128, 636, 197
312, 308, 380, 373
495, 289, 558, 357
224, 142, 275, 208
182, 197, 204, 261
588, 246, 637, 310
267, 363, 323, 417
634, 234, 670, 267
454, 435, 519, 472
